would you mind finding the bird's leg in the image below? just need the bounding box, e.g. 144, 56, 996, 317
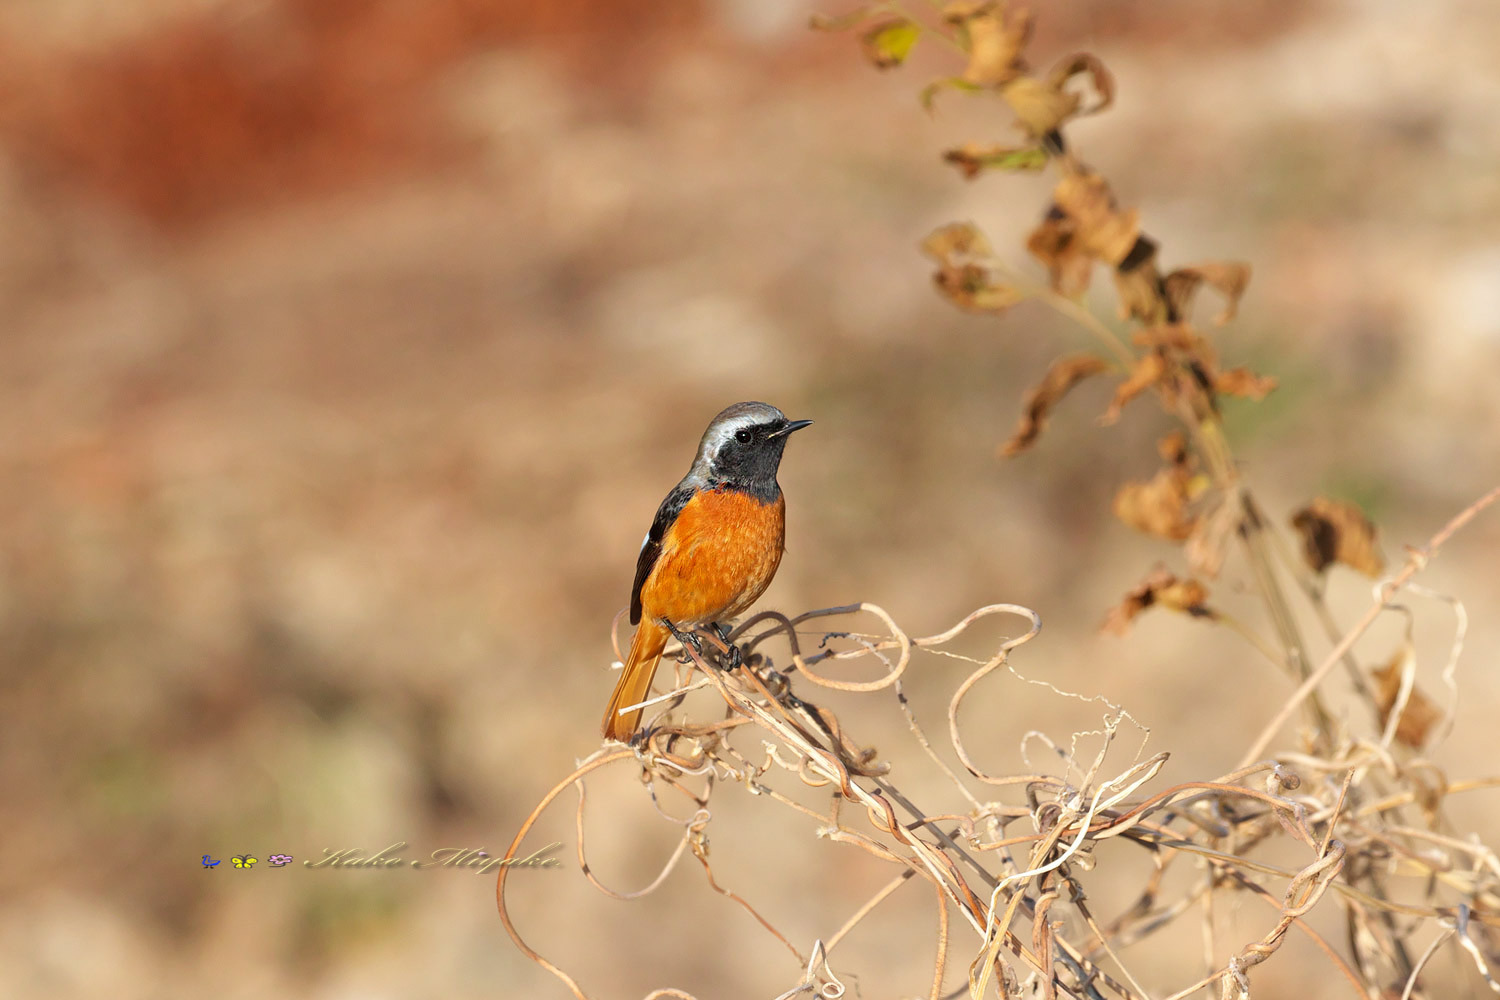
711, 623, 743, 671
660, 617, 704, 662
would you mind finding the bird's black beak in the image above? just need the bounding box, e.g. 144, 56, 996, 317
770, 419, 813, 438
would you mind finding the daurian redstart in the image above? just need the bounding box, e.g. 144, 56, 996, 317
601, 402, 811, 741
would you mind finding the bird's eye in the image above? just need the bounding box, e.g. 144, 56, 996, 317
734, 429, 752, 443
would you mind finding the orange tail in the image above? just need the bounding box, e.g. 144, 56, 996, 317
601, 619, 670, 741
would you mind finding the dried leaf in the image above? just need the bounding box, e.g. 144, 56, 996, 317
1163, 262, 1251, 325
1103, 566, 1212, 635
944, 0, 1030, 87
1291, 497, 1385, 577
922, 221, 992, 260
1101, 351, 1168, 424
1052, 167, 1140, 266
1001, 52, 1113, 142
1000, 354, 1110, 457
922, 223, 1022, 312
1371, 645, 1442, 749
860, 18, 922, 69
934, 266, 1024, 311
1001, 75, 1080, 138
943, 143, 1048, 179
1113, 466, 1197, 541
1026, 208, 1092, 297
1046, 52, 1114, 119
1213, 367, 1277, 400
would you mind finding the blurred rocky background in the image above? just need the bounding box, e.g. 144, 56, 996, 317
1, 0, 1497, 996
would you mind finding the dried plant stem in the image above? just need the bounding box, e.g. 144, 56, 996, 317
825, 869, 916, 955
498, 748, 635, 1000
1153, 411, 1338, 756
1015, 267, 1138, 368
1213, 610, 1289, 672
1249, 492, 1377, 704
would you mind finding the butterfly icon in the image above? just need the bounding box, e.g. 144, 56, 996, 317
232, 854, 258, 869
202, 855, 221, 869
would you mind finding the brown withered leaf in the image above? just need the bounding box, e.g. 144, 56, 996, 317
1000, 354, 1110, 457
860, 18, 922, 69
1046, 53, 1114, 119
922, 223, 1022, 311
922, 221, 992, 260
1102, 566, 1213, 635
998, 51, 1113, 139
1026, 208, 1092, 297
1052, 166, 1140, 267
1371, 646, 1443, 749
943, 142, 1048, 179
1001, 75, 1080, 139
1101, 351, 1168, 424
934, 266, 1025, 311
1213, 367, 1277, 401
1162, 262, 1251, 325
1291, 498, 1385, 577
944, 0, 1031, 88
1113, 465, 1197, 541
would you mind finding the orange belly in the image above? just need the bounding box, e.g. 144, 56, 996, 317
638, 488, 786, 628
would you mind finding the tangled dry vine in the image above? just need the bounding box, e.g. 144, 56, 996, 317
499, 484, 1500, 999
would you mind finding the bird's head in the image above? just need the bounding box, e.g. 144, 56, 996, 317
692, 401, 812, 487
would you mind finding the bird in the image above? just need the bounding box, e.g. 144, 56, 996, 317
601, 401, 812, 742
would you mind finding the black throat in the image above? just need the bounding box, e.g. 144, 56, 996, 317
705, 435, 787, 503
705, 474, 781, 503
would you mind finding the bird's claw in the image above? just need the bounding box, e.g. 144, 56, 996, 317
712, 624, 744, 671
662, 618, 704, 662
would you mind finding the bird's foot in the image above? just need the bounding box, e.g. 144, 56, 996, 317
712, 623, 743, 671
662, 618, 704, 662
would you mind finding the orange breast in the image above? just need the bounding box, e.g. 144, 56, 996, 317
638, 488, 786, 628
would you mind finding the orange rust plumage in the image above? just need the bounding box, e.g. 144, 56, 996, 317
602, 491, 786, 740
641, 490, 787, 624
601, 403, 809, 742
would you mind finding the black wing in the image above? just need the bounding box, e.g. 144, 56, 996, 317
630, 482, 695, 625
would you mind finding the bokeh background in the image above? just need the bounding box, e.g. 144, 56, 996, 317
2, 0, 1498, 996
